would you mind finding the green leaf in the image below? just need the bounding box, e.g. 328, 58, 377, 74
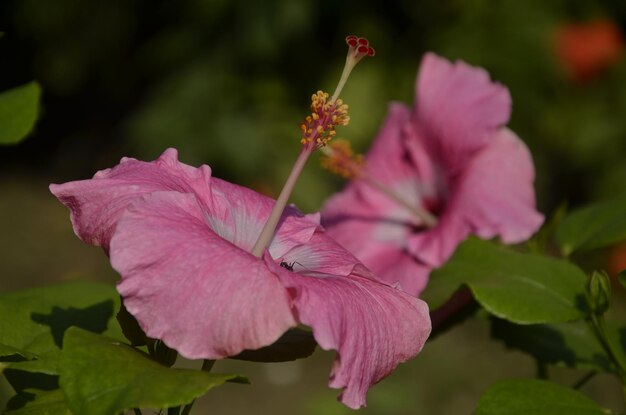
4, 356, 61, 376
0, 343, 56, 380
60, 328, 247, 415
604, 324, 626, 374
422, 238, 589, 324
476, 379, 612, 415
0, 82, 41, 145
0, 344, 37, 362
556, 194, 626, 255
232, 328, 317, 362
0, 280, 123, 374
491, 319, 615, 373
5, 389, 71, 415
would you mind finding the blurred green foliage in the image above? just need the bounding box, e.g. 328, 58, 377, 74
1, 1, 626, 413
1, 0, 625, 211
0, 82, 40, 145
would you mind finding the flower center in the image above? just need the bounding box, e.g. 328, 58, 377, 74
320, 140, 439, 228
250, 35, 375, 258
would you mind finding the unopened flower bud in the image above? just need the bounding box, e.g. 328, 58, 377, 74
587, 270, 611, 315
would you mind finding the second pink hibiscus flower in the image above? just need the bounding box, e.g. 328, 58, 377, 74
322, 53, 544, 296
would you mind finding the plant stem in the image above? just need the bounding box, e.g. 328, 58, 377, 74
146, 340, 155, 357
180, 403, 193, 415
588, 314, 626, 385
572, 371, 596, 389
201, 359, 215, 372
536, 360, 548, 379
429, 288, 474, 335
180, 360, 216, 415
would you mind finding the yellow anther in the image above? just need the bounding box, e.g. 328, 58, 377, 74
298, 89, 351, 148
320, 139, 364, 179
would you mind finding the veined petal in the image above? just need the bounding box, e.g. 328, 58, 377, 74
208, 178, 318, 258
278, 231, 364, 278
111, 191, 296, 359
354, 244, 431, 296
359, 102, 438, 214
364, 103, 421, 188
409, 128, 544, 266
322, 184, 418, 282
50, 147, 318, 256
266, 256, 431, 409
408, 211, 471, 267
49, 148, 212, 251
322, 103, 433, 288
416, 52, 512, 170
450, 128, 544, 243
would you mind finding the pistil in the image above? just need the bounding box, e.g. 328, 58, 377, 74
331, 36, 375, 103
251, 36, 375, 257
251, 146, 313, 257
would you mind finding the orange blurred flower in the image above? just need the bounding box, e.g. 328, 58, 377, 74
608, 242, 626, 282
555, 20, 624, 82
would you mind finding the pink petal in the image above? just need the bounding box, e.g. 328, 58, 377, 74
354, 244, 431, 296
322, 184, 428, 287
50, 148, 318, 256
279, 230, 431, 297
409, 128, 544, 266
362, 103, 421, 189
415, 53, 512, 170
453, 128, 544, 242
266, 256, 431, 409
111, 191, 296, 359
49, 148, 212, 251
322, 104, 433, 291
275, 231, 362, 278
323, 180, 412, 257
206, 178, 318, 258
321, 193, 430, 296
408, 211, 472, 267
356, 102, 439, 214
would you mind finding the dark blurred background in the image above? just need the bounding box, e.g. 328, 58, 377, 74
1, 0, 626, 413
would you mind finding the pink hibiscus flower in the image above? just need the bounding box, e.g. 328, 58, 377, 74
51, 36, 433, 408
50, 148, 430, 408
322, 53, 544, 296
